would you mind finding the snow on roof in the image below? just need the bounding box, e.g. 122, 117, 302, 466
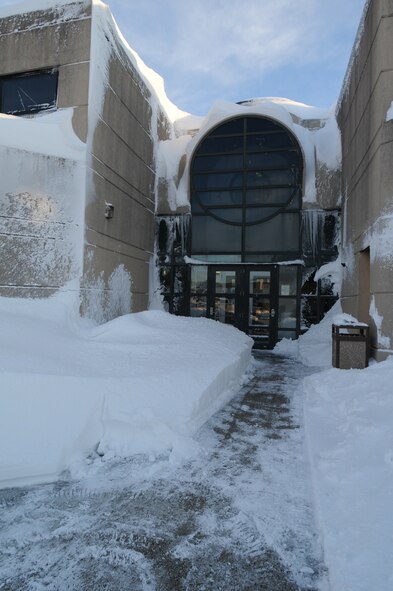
163, 97, 341, 211
91, 0, 188, 125
336, 0, 372, 112
0, 0, 87, 20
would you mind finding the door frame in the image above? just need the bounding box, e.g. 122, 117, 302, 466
207, 265, 279, 349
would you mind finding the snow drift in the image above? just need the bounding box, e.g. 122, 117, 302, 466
0, 288, 252, 488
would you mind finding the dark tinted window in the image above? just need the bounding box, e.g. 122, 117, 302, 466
1, 70, 58, 115
209, 119, 244, 135
195, 135, 243, 154
190, 116, 303, 259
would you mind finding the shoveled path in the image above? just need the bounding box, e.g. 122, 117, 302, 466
0, 353, 328, 590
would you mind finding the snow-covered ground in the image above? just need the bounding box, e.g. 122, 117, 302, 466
0, 286, 252, 489
1, 288, 392, 590
276, 303, 393, 591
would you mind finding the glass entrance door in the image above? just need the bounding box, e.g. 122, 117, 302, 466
208, 266, 278, 348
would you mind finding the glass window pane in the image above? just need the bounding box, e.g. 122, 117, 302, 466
2, 71, 58, 115
246, 118, 283, 133
190, 296, 207, 317
279, 267, 298, 296
193, 190, 243, 208
215, 270, 236, 294
249, 271, 271, 294
192, 254, 242, 263
245, 213, 300, 252
192, 154, 243, 172
246, 188, 298, 206
192, 172, 243, 190
210, 118, 244, 135
247, 169, 298, 187
249, 296, 270, 325
195, 135, 243, 154
215, 297, 235, 324
192, 216, 242, 253
246, 151, 301, 169
191, 266, 208, 294
246, 132, 294, 152
278, 298, 297, 329
246, 207, 280, 223
209, 208, 243, 223
278, 330, 297, 340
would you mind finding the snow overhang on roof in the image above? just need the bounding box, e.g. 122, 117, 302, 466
160, 97, 342, 212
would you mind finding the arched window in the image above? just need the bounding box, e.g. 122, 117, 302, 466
190, 116, 303, 262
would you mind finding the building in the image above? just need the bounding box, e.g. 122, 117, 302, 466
0, 0, 391, 357
337, 0, 393, 361
0, 0, 167, 321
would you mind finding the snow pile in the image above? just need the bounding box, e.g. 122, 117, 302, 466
274, 300, 361, 368
0, 288, 252, 489
304, 359, 393, 591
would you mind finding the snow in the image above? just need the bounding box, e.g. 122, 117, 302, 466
158, 96, 341, 212
0, 287, 252, 489
0, 0, 87, 20
273, 299, 393, 590
1, 276, 393, 591
304, 359, 393, 591
369, 295, 391, 349
0, 109, 86, 162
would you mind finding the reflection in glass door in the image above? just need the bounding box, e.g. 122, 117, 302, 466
248, 270, 273, 345
208, 266, 278, 348
214, 270, 237, 325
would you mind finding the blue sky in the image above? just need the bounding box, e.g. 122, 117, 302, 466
0, 0, 367, 115
107, 0, 367, 115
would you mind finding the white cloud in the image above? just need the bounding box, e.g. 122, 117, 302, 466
0, 0, 366, 113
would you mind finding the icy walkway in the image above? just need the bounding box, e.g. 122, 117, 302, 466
0, 354, 328, 591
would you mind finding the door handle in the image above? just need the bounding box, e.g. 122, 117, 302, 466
270, 308, 276, 318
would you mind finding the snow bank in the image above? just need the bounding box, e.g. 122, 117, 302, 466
0, 289, 252, 489
304, 359, 393, 591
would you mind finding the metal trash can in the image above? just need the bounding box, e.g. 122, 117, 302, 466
332, 324, 369, 369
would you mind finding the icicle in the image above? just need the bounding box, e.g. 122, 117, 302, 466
303, 209, 320, 263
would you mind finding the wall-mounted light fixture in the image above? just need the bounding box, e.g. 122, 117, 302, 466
105, 202, 114, 219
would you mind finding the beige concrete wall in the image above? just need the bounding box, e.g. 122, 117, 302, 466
337, 0, 393, 358
0, 1, 91, 298
81, 7, 168, 321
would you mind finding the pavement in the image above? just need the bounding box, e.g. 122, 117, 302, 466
0, 352, 328, 591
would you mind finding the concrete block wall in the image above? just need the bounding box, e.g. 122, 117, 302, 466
80, 4, 159, 320
337, 0, 393, 359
